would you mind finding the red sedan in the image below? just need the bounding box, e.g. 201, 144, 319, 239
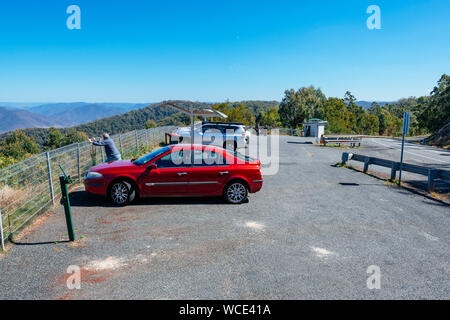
84, 144, 263, 205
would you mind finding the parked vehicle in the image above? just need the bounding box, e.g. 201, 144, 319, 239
84, 144, 263, 205
171, 121, 250, 151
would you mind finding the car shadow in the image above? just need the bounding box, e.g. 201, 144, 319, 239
69, 190, 247, 207
287, 141, 313, 145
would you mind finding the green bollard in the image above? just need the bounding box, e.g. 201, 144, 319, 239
59, 174, 75, 241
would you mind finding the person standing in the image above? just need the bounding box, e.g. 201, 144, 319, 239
88, 133, 122, 162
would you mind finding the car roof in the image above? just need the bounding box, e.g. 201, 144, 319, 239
168, 144, 225, 151
201, 122, 244, 126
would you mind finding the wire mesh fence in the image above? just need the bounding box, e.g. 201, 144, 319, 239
0, 126, 174, 242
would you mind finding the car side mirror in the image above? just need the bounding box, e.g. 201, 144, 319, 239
146, 163, 157, 171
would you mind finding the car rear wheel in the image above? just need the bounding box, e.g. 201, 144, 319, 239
223, 181, 248, 204
109, 181, 135, 205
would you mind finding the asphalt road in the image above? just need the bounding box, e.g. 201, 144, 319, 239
0, 135, 449, 299
350, 138, 450, 193
362, 138, 450, 170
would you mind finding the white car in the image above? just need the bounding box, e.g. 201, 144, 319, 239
172, 122, 250, 151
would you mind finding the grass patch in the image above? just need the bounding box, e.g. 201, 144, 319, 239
332, 162, 356, 170
384, 180, 401, 188
321, 144, 360, 149
333, 162, 347, 168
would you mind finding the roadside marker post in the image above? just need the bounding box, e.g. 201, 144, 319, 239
58, 165, 75, 242
398, 112, 410, 185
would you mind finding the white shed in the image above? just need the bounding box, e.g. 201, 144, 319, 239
302, 119, 328, 138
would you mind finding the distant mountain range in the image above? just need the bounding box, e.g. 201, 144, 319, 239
27, 102, 149, 125
355, 101, 392, 109
0, 100, 393, 134
0, 101, 199, 145
0, 102, 150, 133
0, 107, 66, 133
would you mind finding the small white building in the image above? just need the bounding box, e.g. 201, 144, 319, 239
302, 119, 328, 138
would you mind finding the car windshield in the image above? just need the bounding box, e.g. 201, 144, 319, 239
133, 147, 170, 166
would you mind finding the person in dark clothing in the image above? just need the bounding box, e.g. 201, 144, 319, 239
88, 133, 122, 162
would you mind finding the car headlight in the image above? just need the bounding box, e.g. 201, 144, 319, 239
85, 171, 103, 179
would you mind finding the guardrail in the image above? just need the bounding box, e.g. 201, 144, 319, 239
322, 137, 362, 147
0, 126, 175, 244
341, 152, 450, 192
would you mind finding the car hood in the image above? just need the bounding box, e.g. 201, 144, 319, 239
89, 160, 135, 172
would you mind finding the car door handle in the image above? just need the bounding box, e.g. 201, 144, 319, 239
177, 172, 188, 176
219, 171, 229, 175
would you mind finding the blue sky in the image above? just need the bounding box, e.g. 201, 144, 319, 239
0, 0, 449, 102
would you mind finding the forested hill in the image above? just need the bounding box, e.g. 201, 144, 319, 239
0, 100, 279, 146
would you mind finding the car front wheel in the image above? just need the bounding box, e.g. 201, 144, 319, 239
224, 181, 248, 204
109, 181, 135, 205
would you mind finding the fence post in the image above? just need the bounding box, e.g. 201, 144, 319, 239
363, 157, 370, 173
0, 208, 5, 251
145, 130, 149, 147
390, 162, 398, 181
341, 152, 349, 164
76, 143, 81, 182
119, 134, 123, 155
428, 169, 438, 192
101, 147, 105, 162
46, 152, 55, 205
135, 129, 139, 152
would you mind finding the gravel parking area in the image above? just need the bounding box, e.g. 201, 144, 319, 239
0, 135, 448, 299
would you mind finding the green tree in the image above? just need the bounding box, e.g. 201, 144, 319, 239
344, 91, 358, 112
419, 74, 450, 132
44, 127, 64, 150
384, 97, 429, 136
368, 103, 401, 136
278, 86, 326, 128
144, 119, 157, 129
0, 129, 39, 160
321, 98, 352, 134
260, 107, 281, 127
62, 129, 88, 145
212, 103, 255, 125
344, 91, 368, 133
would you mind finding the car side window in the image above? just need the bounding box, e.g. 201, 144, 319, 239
154, 150, 191, 168
193, 149, 227, 166
222, 125, 238, 134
